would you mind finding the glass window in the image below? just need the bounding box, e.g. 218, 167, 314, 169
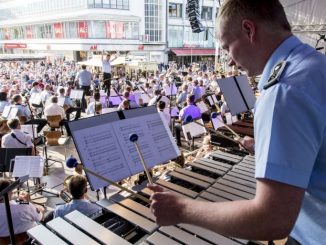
90, 21, 106, 38
201, 6, 213, 20
103, 0, 110, 8
88, 0, 94, 8
94, 0, 102, 8
168, 25, 183, 47
111, 0, 117, 8
64, 22, 78, 38
169, 3, 182, 18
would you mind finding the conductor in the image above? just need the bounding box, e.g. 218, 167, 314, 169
149, 1, 326, 244
101, 51, 117, 97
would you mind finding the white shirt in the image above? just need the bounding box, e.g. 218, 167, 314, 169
102, 60, 112, 73
1, 129, 33, 148
158, 110, 171, 126
0, 200, 41, 237
44, 103, 65, 119
40, 90, 52, 104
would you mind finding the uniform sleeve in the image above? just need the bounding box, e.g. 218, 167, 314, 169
255, 83, 323, 188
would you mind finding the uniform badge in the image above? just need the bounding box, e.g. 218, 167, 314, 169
263, 60, 287, 90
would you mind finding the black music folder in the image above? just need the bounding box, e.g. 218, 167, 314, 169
217, 75, 256, 116
68, 106, 180, 190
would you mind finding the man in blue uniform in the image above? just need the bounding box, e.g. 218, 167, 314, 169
149, 0, 326, 244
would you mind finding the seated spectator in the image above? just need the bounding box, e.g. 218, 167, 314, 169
53, 175, 101, 218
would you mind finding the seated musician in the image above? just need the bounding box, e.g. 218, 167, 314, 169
53, 175, 101, 218
175, 94, 201, 146
118, 91, 138, 109
0, 179, 44, 239
11, 94, 47, 133
58, 88, 81, 121
1, 118, 36, 153
191, 80, 201, 101
44, 96, 71, 136
118, 99, 130, 111
157, 101, 171, 126
176, 84, 188, 107
86, 91, 100, 116
40, 84, 53, 106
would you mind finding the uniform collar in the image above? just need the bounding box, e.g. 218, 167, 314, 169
258, 35, 301, 91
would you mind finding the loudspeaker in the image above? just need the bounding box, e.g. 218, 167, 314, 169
186, 0, 205, 33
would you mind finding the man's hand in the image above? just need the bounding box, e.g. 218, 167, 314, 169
148, 184, 186, 226
238, 136, 255, 155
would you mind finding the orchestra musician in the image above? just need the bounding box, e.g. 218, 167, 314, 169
58, 87, 81, 121
0, 179, 44, 240
53, 175, 101, 218
174, 94, 201, 147
11, 94, 47, 133
149, 1, 326, 244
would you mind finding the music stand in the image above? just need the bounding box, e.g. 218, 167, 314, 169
0, 148, 33, 177
182, 119, 207, 150
0, 175, 29, 245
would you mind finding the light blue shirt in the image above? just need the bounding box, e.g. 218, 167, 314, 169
54, 199, 101, 218
255, 36, 326, 244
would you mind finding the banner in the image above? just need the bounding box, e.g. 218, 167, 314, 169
54, 23, 64, 38
78, 21, 88, 38
106, 21, 124, 39
26, 26, 33, 39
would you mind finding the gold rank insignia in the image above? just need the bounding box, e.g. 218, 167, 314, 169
263, 60, 287, 90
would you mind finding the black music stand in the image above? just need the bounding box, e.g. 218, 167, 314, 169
0, 175, 29, 245
0, 148, 33, 177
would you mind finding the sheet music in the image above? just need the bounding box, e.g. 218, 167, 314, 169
207, 96, 214, 106
70, 90, 84, 100
217, 75, 256, 115
21, 124, 38, 139
2, 105, 11, 118
211, 114, 224, 130
225, 112, 233, 125
30, 93, 42, 105
69, 106, 179, 190
7, 107, 18, 120
182, 119, 207, 141
12, 156, 44, 178
109, 96, 122, 105
196, 101, 209, 113
164, 84, 177, 96
58, 97, 65, 107
232, 115, 238, 123
141, 93, 150, 104
212, 95, 218, 104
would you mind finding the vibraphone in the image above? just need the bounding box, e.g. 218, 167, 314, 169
28, 150, 257, 245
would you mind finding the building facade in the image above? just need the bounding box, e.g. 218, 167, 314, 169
0, 0, 218, 63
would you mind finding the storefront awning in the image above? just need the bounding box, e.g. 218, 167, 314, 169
171, 48, 216, 56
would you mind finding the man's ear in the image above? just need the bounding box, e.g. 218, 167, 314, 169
242, 19, 256, 42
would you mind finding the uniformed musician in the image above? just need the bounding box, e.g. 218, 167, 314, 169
149, 1, 326, 244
